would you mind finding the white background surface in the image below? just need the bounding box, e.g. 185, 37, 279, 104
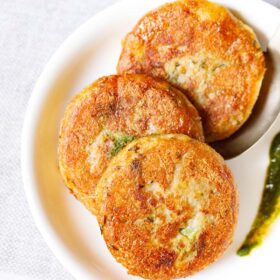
0, 0, 279, 279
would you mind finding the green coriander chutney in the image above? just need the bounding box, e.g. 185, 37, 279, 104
237, 132, 280, 256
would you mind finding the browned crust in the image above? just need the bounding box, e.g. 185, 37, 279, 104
58, 74, 204, 214
117, 0, 266, 142
96, 134, 239, 279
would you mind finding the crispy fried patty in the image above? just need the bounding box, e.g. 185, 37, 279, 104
96, 134, 239, 279
117, 0, 266, 142
58, 74, 204, 214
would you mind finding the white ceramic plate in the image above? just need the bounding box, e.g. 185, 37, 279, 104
22, 0, 280, 279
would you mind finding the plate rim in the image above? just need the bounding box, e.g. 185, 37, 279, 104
21, 0, 280, 279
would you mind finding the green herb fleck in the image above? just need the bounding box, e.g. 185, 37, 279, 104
147, 215, 155, 222
110, 134, 136, 157
179, 226, 195, 239
200, 60, 207, 69
212, 63, 226, 73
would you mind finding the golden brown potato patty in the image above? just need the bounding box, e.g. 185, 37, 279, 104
117, 0, 266, 142
96, 134, 239, 279
58, 74, 204, 214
